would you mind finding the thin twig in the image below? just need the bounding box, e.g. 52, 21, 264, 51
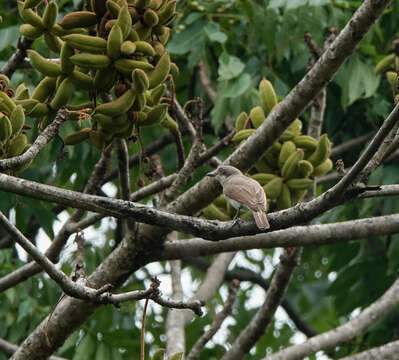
220, 248, 301, 360
186, 280, 240, 360
0, 108, 68, 171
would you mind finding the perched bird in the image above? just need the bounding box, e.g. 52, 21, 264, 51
207, 165, 270, 229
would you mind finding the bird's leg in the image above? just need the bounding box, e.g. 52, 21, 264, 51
231, 205, 242, 227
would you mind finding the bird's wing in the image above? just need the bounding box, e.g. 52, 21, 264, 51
223, 176, 266, 211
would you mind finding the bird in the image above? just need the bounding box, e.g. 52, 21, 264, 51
207, 165, 270, 229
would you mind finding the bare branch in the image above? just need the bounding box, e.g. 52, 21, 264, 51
161, 213, 399, 260
339, 339, 399, 360
185, 258, 317, 338
164, 100, 204, 203
166, 247, 185, 357
0, 210, 114, 301
186, 280, 240, 360
102, 133, 174, 184
182, 252, 236, 325
265, 277, 399, 360
0, 109, 68, 172
221, 248, 301, 360
0, 37, 33, 78
0, 149, 112, 293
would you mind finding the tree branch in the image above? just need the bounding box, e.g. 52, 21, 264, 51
160, 213, 399, 260
0, 109, 68, 171
0, 37, 33, 78
339, 339, 399, 360
0, 338, 67, 360
265, 277, 399, 360
220, 248, 301, 360
185, 258, 318, 338
186, 280, 240, 360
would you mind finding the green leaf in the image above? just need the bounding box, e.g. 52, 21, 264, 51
218, 52, 245, 81
222, 73, 251, 98
203, 22, 227, 44
167, 21, 206, 55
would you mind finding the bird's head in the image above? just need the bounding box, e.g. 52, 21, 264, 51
206, 165, 242, 185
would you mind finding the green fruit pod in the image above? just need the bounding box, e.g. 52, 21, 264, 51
281, 148, 304, 179
0, 91, 16, 113
231, 129, 255, 143
107, 24, 123, 60
116, 5, 132, 40
263, 177, 283, 199
19, 24, 44, 40
69, 53, 111, 69
58, 11, 98, 29
15, 83, 30, 100
10, 105, 25, 136
42, 1, 58, 30
285, 178, 314, 191
120, 40, 136, 56
0, 113, 12, 142
250, 173, 278, 186
138, 103, 168, 126
31, 76, 57, 102
28, 50, 62, 77
143, 8, 159, 27
278, 141, 296, 169
132, 68, 150, 93
160, 112, 178, 131
276, 183, 292, 210
312, 158, 333, 177
298, 160, 314, 178
375, 53, 395, 74
64, 128, 91, 145
293, 135, 318, 151
235, 111, 248, 131
50, 77, 74, 110
95, 89, 136, 116
249, 106, 265, 128
307, 134, 331, 167
202, 204, 231, 221
7, 133, 28, 157
259, 77, 277, 114
147, 52, 170, 89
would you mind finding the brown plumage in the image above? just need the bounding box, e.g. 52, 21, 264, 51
207, 165, 270, 229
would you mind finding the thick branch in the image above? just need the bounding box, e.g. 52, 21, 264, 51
0, 338, 66, 360
160, 213, 399, 260
0, 174, 175, 294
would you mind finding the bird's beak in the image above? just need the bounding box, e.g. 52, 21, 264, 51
206, 170, 216, 177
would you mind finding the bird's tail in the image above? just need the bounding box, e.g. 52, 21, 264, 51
253, 211, 270, 230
